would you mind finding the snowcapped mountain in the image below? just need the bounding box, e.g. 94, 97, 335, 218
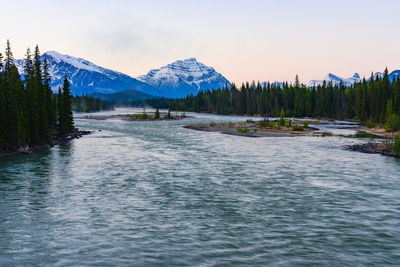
137, 58, 231, 98
307, 70, 400, 87
14, 51, 154, 95
370, 70, 400, 81
307, 73, 361, 87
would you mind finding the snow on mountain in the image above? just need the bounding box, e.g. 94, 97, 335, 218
137, 58, 231, 98
307, 73, 361, 87
307, 70, 400, 87
14, 51, 154, 95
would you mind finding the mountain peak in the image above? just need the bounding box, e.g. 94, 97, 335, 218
182, 57, 197, 62
325, 73, 341, 81
138, 58, 230, 97
44, 50, 64, 58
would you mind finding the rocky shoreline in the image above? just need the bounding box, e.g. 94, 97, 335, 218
346, 142, 400, 158
0, 129, 91, 158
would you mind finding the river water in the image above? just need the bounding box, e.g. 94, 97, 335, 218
1, 108, 399, 266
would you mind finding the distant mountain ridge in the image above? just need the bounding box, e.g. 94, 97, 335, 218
306, 70, 400, 87
90, 89, 156, 105
307, 73, 361, 87
13, 51, 400, 97
14, 51, 154, 95
13, 52, 231, 98
137, 57, 231, 97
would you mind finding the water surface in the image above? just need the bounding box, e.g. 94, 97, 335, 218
1, 108, 400, 266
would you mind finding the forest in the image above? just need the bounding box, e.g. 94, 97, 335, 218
147, 70, 400, 130
0, 41, 74, 154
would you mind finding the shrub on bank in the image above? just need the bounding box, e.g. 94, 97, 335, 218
392, 136, 400, 156
237, 126, 250, 134
366, 118, 375, 129
385, 114, 400, 132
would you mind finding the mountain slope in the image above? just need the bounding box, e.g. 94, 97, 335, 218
137, 58, 231, 98
14, 51, 155, 95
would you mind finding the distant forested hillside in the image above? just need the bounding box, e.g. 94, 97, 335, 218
72, 95, 112, 113
90, 89, 157, 106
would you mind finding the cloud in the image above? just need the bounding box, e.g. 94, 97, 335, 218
85, 12, 185, 57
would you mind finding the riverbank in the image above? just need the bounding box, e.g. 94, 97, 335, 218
0, 129, 91, 158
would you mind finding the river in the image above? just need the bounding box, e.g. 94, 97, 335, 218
1, 108, 399, 266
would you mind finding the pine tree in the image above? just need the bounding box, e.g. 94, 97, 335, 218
4, 40, 13, 75
34, 45, 50, 140
58, 76, 74, 136
0, 52, 6, 150
294, 74, 300, 88
25, 48, 40, 144
43, 57, 56, 129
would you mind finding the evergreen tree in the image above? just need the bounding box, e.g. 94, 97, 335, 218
59, 76, 74, 135
43, 57, 56, 129
0, 52, 5, 149
33, 45, 50, 140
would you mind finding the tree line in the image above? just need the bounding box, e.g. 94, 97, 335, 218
0, 40, 74, 154
147, 68, 400, 127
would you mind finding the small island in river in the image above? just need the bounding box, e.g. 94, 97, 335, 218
83, 110, 191, 121
185, 117, 400, 158
185, 119, 319, 138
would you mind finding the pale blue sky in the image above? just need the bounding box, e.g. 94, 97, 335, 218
1, 0, 400, 83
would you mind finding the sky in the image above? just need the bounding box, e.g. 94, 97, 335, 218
1, 0, 400, 84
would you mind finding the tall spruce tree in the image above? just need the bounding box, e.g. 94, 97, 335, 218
0, 52, 6, 150
33, 45, 50, 140
43, 58, 56, 129
58, 76, 74, 136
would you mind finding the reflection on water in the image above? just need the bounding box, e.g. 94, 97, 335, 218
0, 108, 400, 266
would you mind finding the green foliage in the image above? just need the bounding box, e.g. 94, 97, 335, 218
135, 108, 149, 119
303, 121, 309, 128
228, 122, 235, 127
392, 136, 400, 155
354, 131, 384, 139
366, 118, 375, 129
285, 120, 292, 127
236, 126, 250, 134
209, 122, 216, 127
385, 114, 400, 132
278, 108, 285, 126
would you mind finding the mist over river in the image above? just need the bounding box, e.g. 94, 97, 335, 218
1, 108, 400, 266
